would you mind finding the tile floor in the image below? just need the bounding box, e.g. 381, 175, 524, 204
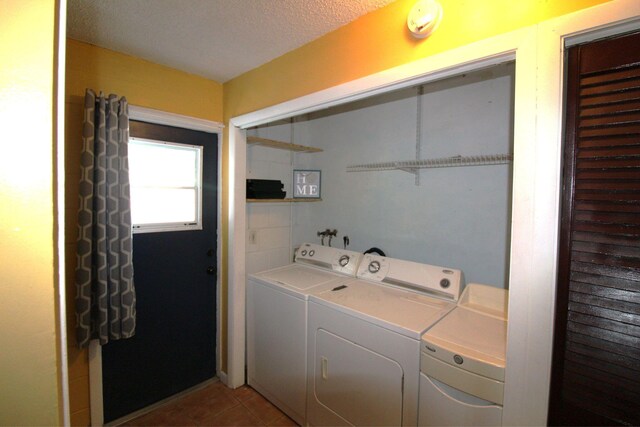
120, 382, 297, 426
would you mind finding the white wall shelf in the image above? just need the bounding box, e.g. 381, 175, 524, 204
247, 198, 322, 203
247, 136, 322, 153
346, 154, 513, 174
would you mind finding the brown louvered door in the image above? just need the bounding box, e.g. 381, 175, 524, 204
549, 31, 640, 426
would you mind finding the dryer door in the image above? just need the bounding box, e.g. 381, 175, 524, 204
313, 329, 404, 426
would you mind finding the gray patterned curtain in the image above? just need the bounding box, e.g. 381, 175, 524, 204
75, 89, 136, 348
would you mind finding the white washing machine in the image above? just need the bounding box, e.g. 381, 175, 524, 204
306, 253, 464, 426
419, 283, 509, 426
247, 243, 362, 425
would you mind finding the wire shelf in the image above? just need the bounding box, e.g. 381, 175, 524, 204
346, 154, 513, 174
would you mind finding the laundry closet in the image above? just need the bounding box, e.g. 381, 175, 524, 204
244, 60, 515, 427
246, 62, 514, 289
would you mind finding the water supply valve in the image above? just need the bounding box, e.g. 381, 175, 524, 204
317, 229, 338, 246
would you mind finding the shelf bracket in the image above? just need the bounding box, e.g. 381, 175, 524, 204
397, 167, 419, 176
415, 85, 423, 186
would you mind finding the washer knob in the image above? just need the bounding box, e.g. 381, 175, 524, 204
309, 250, 315, 257
368, 260, 381, 273
338, 255, 350, 267
453, 354, 464, 365
301, 250, 307, 256
440, 278, 450, 288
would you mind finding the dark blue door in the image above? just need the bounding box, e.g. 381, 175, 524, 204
102, 121, 218, 422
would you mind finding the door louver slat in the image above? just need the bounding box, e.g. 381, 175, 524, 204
561, 382, 638, 422
563, 365, 640, 405
573, 211, 640, 224
579, 135, 640, 148
564, 357, 640, 396
576, 170, 640, 181
571, 222, 640, 235
581, 66, 640, 86
580, 89, 640, 106
568, 329, 640, 362
576, 145, 640, 158
582, 100, 640, 116
575, 157, 640, 168
564, 339, 639, 375
580, 80, 640, 97
574, 191, 640, 202
579, 112, 640, 127
568, 301, 640, 328
571, 241, 640, 259
570, 279, 640, 302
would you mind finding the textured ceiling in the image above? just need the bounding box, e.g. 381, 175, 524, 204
67, 0, 397, 82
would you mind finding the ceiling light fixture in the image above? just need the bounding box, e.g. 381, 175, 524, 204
407, 0, 442, 39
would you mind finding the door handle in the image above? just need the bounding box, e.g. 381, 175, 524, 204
321, 356, 328, 380
207, 266, 216, 275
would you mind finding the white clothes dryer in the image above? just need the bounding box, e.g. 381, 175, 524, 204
419, 283, 509, 426
247, 243, 362, 425
306, 254, 464, 426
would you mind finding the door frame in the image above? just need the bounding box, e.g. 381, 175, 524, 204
88, 106, 224, 426
227, 1, 640, 425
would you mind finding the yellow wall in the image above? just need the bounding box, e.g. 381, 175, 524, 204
66, 40, 223, 122
65, 39, 223, 425
224, 0, 610, 119
0, 0, 61, 424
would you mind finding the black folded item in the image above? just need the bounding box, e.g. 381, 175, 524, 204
247, 189, 286, 199
246, 179, 286, 198
246, 179, 284, 191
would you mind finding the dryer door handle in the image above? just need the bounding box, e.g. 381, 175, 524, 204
321, 356, 328, 380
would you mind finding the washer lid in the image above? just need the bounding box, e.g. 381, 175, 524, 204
310, 279, 455, 339
256, 264, 342, 291
421, 306, 507, 380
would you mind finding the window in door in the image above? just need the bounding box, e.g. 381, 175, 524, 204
128, 137, 203, 233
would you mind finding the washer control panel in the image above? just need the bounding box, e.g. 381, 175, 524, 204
330, 250, 362, 276
368, 260, 380, 273
295, 243, 362, 277
358, 254, 390, 282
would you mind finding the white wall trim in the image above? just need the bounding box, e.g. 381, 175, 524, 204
228, 0, 640, 422
216, 130, 223, 383
226, 123, 247, 388
218, 370, 228, 386
501, 24, 541, 426
129, 105, 224, 133
55, 1, 70, 425
89, 340, 104, 426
